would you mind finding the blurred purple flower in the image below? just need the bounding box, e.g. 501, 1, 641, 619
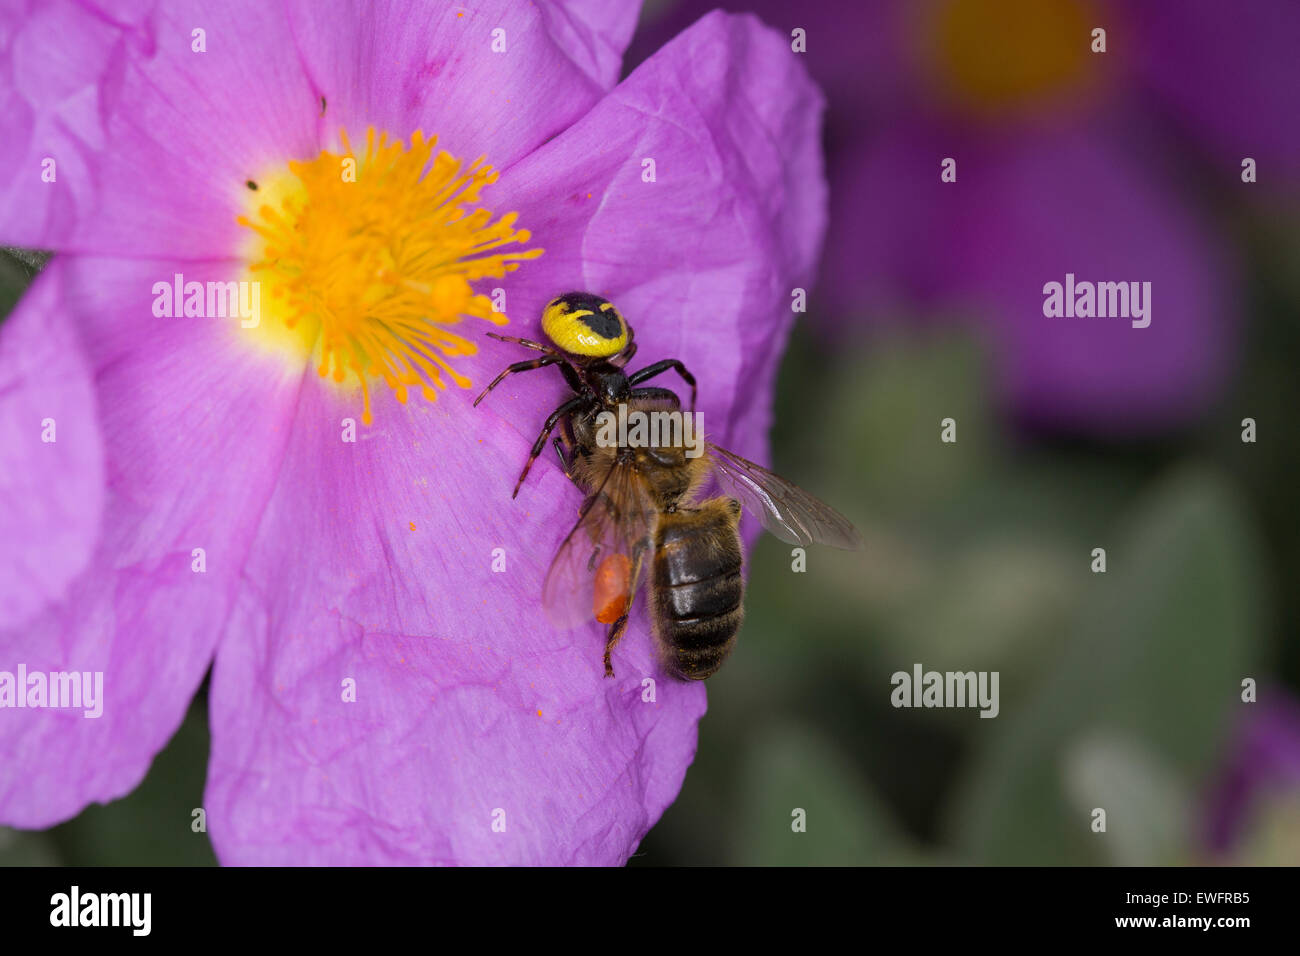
630, 0, 1299, 433
1130, 0, 1300, 190
0, 0, 825, 864
1204, 697, 1300, 859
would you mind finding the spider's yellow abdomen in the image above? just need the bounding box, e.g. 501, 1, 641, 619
541, 292, 628, 358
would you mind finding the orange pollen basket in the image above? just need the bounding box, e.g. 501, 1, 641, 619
594, 554, 633, 624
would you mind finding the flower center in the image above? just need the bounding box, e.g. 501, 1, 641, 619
922, 0, 1096, 116
238, 128, 542, 424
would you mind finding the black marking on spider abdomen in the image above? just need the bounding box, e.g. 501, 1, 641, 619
576, 308, 623, 341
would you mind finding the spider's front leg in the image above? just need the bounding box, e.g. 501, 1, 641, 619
513, 396, 585, 498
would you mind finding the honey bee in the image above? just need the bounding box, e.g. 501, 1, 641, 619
475, 292, 863, 680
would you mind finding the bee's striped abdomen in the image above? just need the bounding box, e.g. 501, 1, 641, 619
651, 498, 745, 681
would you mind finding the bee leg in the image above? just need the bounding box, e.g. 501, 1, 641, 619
555, 416, 579, 475
602, 615, 629, 678
472, 356, 558, 407
628, 359, 697, 413
552, 437, 575, 480
513, 396, 585, 498
602, 544, 647, 677
627, 386, 682, 410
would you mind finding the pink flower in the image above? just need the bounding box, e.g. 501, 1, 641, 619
0, 0, 826, 864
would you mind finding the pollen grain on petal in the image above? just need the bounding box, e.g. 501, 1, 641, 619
237, 127, 543, 425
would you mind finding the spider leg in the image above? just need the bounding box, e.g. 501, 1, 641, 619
473, 356, 559, 407
485, 332, 555, 354
513, 396, 586, 498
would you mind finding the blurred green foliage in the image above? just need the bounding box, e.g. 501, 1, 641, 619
633, 311, 1289, 866
950, 468, 1263, 864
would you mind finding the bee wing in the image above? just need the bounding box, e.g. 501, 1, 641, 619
542, 460, 656, 629
706, 443, 864, 550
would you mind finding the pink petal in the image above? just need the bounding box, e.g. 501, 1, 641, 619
534, 0, 641, 90
0, 255, 302, 827
283, 0, 640, 169
1, 0, 320, 257
0, 261, 104, 629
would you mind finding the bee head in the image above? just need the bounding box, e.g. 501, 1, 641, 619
541, 292, 630, 360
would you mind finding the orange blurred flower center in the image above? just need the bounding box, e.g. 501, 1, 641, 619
924, 0, 1095, 115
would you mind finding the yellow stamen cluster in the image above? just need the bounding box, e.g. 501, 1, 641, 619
238, 128, 542, 424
